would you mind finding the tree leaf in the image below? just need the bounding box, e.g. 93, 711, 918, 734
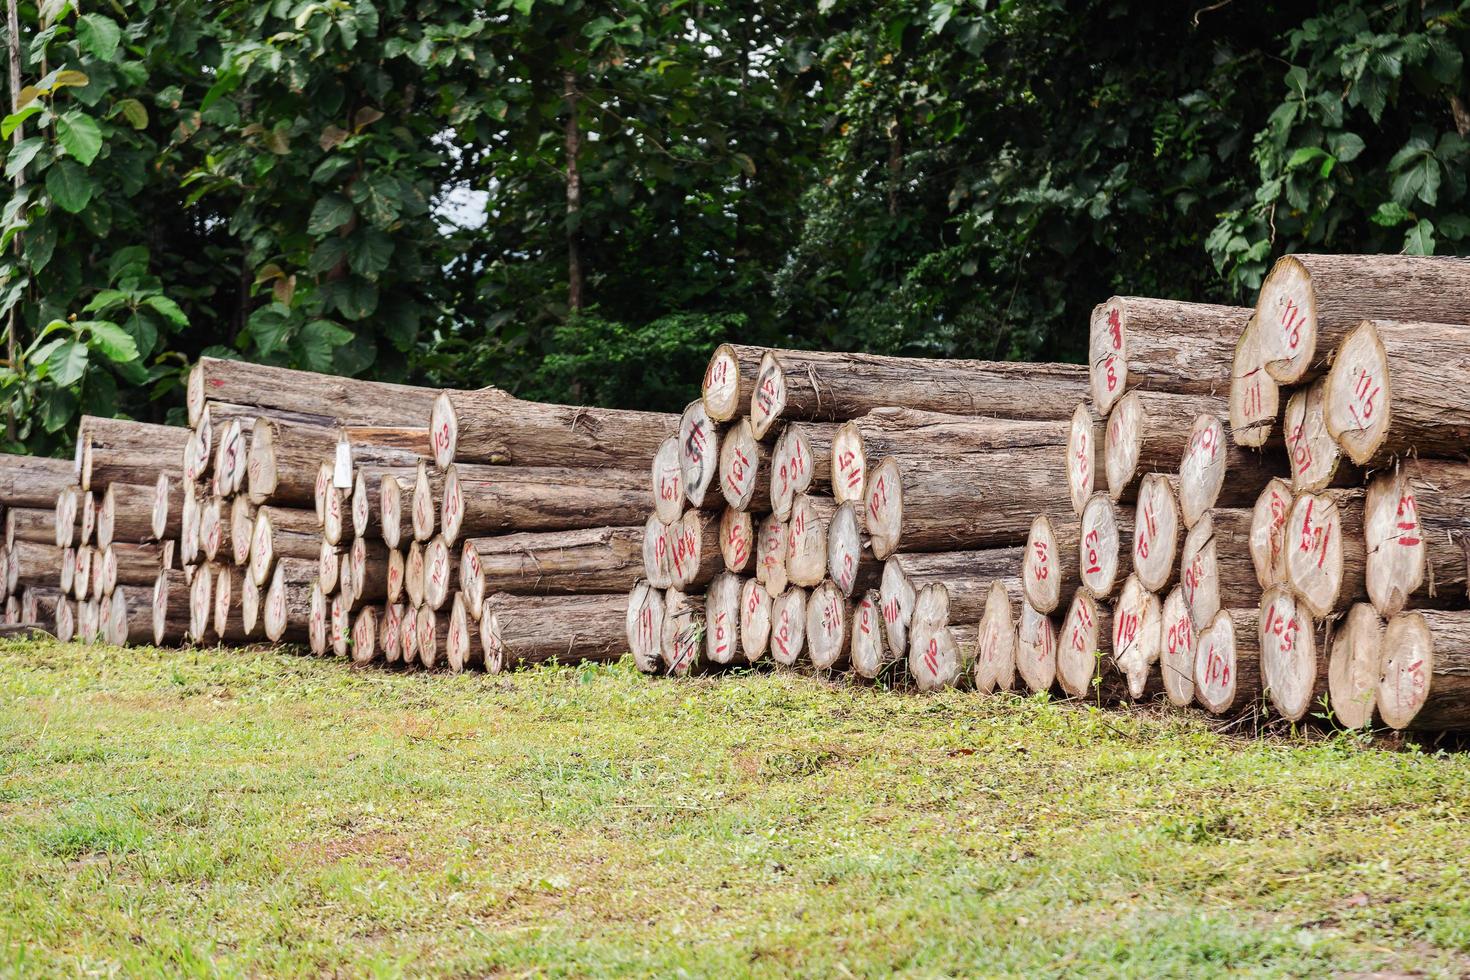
39, 386, 76, 433
144, 294, 189, 328
1, 104, 42, 139
307, 194, 354, 234
298, 318, 354, 372
115, 98, 148, 130
82, 288, 127, 313
45, 159, 94, 212
77, 14, 122, 61
1403, 219, 1436, 256
121, 311, 158, 359
334, 278, 378, 321
247, 306, 292, 357
82, 320, 140, 362
348, 229, 393, 279
5, 136, 45, 179
57, 111, 103, 166
44, 337, 89, 386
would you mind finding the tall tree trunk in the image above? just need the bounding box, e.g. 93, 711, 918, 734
5, 0, 22, 441
563, 68, 584, 312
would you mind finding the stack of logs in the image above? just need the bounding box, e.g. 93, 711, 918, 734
0, 453, 72, 630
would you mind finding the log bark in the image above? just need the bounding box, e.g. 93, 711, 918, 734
106, 585, 157, 646
1230, 315, 1281, 448
785, 494, 837, 588
700, 343, 762, 422
718, 419, 771, 512
1327, 603, 1383, 730
1377, 609, 1470, 730
440, 462, 647, 544
478, 592, 630, 672
1256, 254, 1470, 384
248, 506, 321, 587
626, 580, 665, 673
1283, 488, 1367, 619
6, 506, 51, 548
188, 355, 441, 428
1087, 296, 1248, 416
826, 501, 881, 598
0, 452, 74, 508
460, 525, 643, 610
1178, 412, 1287, 526
7, 539, 60, 590
1079, 494, 1133, 599
1324, 318, 1470, 467
864, 448, 1071, 559
79, 416, 190, 491
428, 387, 674, 471
98, 482, 157, 549
1363, 460, 1470, 618
651, 436, 684, 525
770, 423, 834, 521
719, 507, 757, 575
973, 580, 1018, 693
756, 514, 788, 597
421, 536, 458, 610
102, 541, 169, 592
265, 557, 314, 644
21, 586, 61, 626
1258, 585, 1327, 722
1193, 608, 1263, 716
1067, 403, 1103, 517
769, 586, 807, 667
1057, 590, 1110, 699
877, 549, 1021, 657
745, 347, 1088, 441
678, 399, 721, 509
246, 416, 337, 506
1016, 600, 1058, 694
1132, 473, 1182, 594
1284, 379, 1355, 493
1022, 514, 1079, 615
1111, 574, 1162, 701
848, 589, 891, 680
669, 508, 721, 592
1159, 587, 1195, 708
1179, 509, 1259, 631
1104, 389, 1224, 501
739, 577, 771, 665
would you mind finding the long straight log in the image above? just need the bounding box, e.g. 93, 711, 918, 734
246, 416, 338, 506
98, 483, 157, 548
151, 474, 182, 542
744, 348, 1088, 441
700, 343, 763, 422
444, 593, 484, 672
352, 466, 406, 540
79, 416, 190, 491
1324, 318, 1470, 467
877, 549, 1021, 658
668, 509, 721, 592
864, 449, 1071, 558
1104, 390, 1222, 501
7, 540, 60, 591
479, 592, 629, 672
440, 462, 647, 544
0, 452, 74, 508
1193, 608, 1263, 716
1363, 460, 1470, 618
102, 541, 169, 592
769, 422, 834, 521
429, 388, 674, 471
460, 525, 643, 611
805, 579, 852, 672
105, 585, 156, 646
54, 597, 75, 642
702, 572, 744, 666
661, 588, 707, 676
6, 507, 52, 547
421, 536, 459, 610
1229, 315, 1280, 448
1376, 609, 1470, 730
198, 496, 230, 562
1255, 254, 1470, 385
187, 356, 441, 429
348, 537, 391, 611
321, 480, 349, 546
1087, 296, 1249, 416
651, 436, 684, 525
768, 586, 807, 668
1327, 603, 1383, 730
909, 619, 974, 692
248, 506, 321, 586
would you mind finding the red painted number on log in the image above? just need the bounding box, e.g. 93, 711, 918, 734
1396, 491, 1422, 547
1350, 367, 1380, 427
1279, 297, 1303, 353
868, 475, 888, 521
1031, 539, 1049, 580
1083, 528, 1102, 576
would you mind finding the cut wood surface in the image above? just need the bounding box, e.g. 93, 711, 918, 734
1258, 585, 1326, 722
770, 423, 834, 521
405, 541, 425, 607
212, 565, 248, 643
1324, 318, 1470, 467
1283, 380, 1354, 493
651, 436, 683, 525
785, 494, 837, 588
332, 436, 419, 491
626, 580, 664, 673
1057, 590, 1110, 699
1250, 478, 1294, 590
109, 585, 167, 646
349, 537, 391, 611
864, 449, 1071, 559
229, 498, 256, 566
421, 536, 459, 610
1256, 254, 1470, 384
756, 514, 789, 597
1178, 413, 1286, 526
660, 588, 706, 676
445, 594, 483, 672
848, 589, 891, 680
103, 541, 169, 592
79, 416, 190, 491
1363, 460, 1470, 618
909, 620, 973, 692
1104, 390, 1224, 501
1111, 574, 1162, 701
151, 474, 182, 542
351, 607, 380, 666
678, 399, 721, 509
1159, 587, 1195, 708
1022, 514, 1079, 615
307, 581, 328, 656
1179, 509, 1259, 631
188, 356, 441, 429
719, 507, 757, 575
1015, 601, 1057, 694
805, 579, 851, 672
1328, 603, 1383, 730
739, 577, 772, 664
380, 604, 405, 665
1377, 609, 1470, 731
878, 549, 1021, 657
1283, 488, 1367, 619
188, 564, 213, 643
6, 507, 52, 548
769, 587, 807, 667
668, 508, 721, 592
1079, 494, 1133, 599
441, 462, 647, 544
430, 388, 675, 471
826, 501, 880, 597
240, 577, 261, 637
1229, 316, 1280, 448
198, 496, 230, 562
21, 586, 62, 627
701, 343, 762, 422
321, 481, 349, 546
973, 580, 1018, 694
460, 525, 643, 610
264, 558, 314, 643
249, 506, 321, 587
745, 347, 1088, 440
642, 515, 673, 589
414, 604, 448, 669
0, 452, 74, 508
375, 468, 418, 549
98, 482, 158, 549
704, 572, 744, 666
1087, 296, 1246, 416
1066, 403, 1103, 517
1132, 474, 1182, 593
1193, 608, 1261, 716
718, 419, 771, 511
55, 486, 77, 547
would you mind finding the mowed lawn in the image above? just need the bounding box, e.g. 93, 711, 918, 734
2, 642, 1470, 977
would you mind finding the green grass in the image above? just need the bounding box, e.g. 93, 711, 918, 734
1, 640, 1469, 977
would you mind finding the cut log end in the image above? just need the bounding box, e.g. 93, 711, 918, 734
1194, 608, 1255, 715
1284, 380, 1344, 492
831, 421, 866, 504
151, 474, 171, 542
739, 577, 772, 664
718, 507, 755, 575
849, 590, 889, 679
1283, 491, 1346, 620
1016, 601, 1057, 694
308, 581, 328, 656
1133, 474, 1181, 594
446, 594, 481, 673
785, 494, 829, 589
1067, 403, 1098, 517
1178, 415, 1228, 527
1230, 315, 1280, 448
1364, 470, 1425, 619
651, 436, 684, 525
770, 424, 818, 522
1111, 575, 1161, 700
826, 502, 867, 597
661, 588, 705, 677
423, 536, 456, 610
678, 400, 720, 509
863, 457, 902, 560
1079, 493, 1127, 599
718, 418, 763, 511
877, 557, 916, 660
1088, 298, 1127, 416
412, 460, 437, 542
246, 419, 277, 501
430, 391, 457, 470
1328, 603, 1383, 730
756, 514, 789, 597
351, 607, 378, 665
1258, 585, 1320, 722
1022, 514, 1067, 614
380, 604, 404, 664
1250, 478, 1293, 590
1057, 590, 1105, 699
439, 464, 465, 544
909, 621, 963, 692
642, 515, 673, 589
974, 580, 1017, 694
805, 580, 849, 672
749, 350, 787, 441
1160, 587, 1195, 707
380, 474, 405, 550
1257, 255, 1319, 384
1103, 391, 1144, 500
1323, 320, 1390, 467
1377, 611, 1432, 730
701, 343, 744, 422
705, 573, 743, 665
626, 580, 665, 673
769, 587, 807, 667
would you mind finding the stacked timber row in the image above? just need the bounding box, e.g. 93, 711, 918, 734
430, 386, 670, 673
0, 452, 74, 632
1220, 254, 1470, 731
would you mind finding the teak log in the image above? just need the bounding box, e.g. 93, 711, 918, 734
264, 557, 314, 644
864, 448, 1071, 559
414, 604, 449, 669
1362, 460, 1470, 618
770, 422, 834, 522
374, 467, 419, 549
660, 588, 706, 676
1022, 514, 1079, 615
248, 506, 321, 587
1067, 404, 1103, 517
379, 603, 405, 665
1284, 380, 1355, 493
755, 514, 789, 597
307, 581, 328, 656
1250, 478, 1294, 591
909, 619, 974, 692
1178, 413, 1287, 526
1087, 296, 1248, 416
478, 592, 629, 672
768, 586, 807, 668
1110, 575, 1162, 701
79, 416, 189, 491
229, 498, 256, 565
718, 419, 771, 512
411, 462, 446, 544
440, 462, 647, 544
719, 507, 757, 576
744, 347, 1088, 441
7, 540, 60, 591
97, 483, 158, 549
54, 486, 78, 547
626, 580, 665, 673
0, 451, 74, 508
1376, 609, 1470, 731
1283, 488, 1367, 619
701, 343, 762, 422
973, 581, 1018, 694
878, 549, 1021, 657
739, 577, 772, 665
668, 509, 721, 592
351, 607, 380, 665
246, 416, 338, 506
642, 515, 673, 589
1056, 590, 1111, 699
102, 541, 169, 592
188, 355, 440, 428
151, 474, 183, 542
1079, 494, 1133, 599
461, 525, 643, 611
1159, 587, 1196, 708
1179, 509, 1259, 631
1258, 585, 1328, 722
1131, 474, 1182, 594
7, 506, 53, 548
105, 585, 157, 646
1324, 318, 1470, 467
1229, 315, 1280, 448
650, 436, 684, 525
1327, 603, 1383, 730
1103, 390, 1224, 502
785, 494, 837, 588
848, 589, 891, 679
21, 586, 62, 627
678, 399, 721, 510
421, 536, 459, 610
212, 565, 249, 643
1015, 601, 1058, 694
1193, 608, 1263, 716
804, 579, 852, 672
347, 537, 391, 611
704, 572, 745, 666
445, 594, 485, 672
826, 501, 881, 598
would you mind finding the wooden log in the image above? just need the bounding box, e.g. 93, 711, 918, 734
650, 435, 684, 525
212, 418, 251, 497
1258, 585, 1327, 722
212, 564, 248, 643
1111, 574, 1162, 700
739, 577, 771, 665
104, 585, 153, 646
864, 449, 1071, 559
188, 564, 213, 643
396, 602, 417, 665
642, 515, 673, 589
1230, 316, 1281, 448
80, 491, 95, 546
626, 580, 665, 673
1057, 590, 1110, 699
411, 461, 444, 543
1159, 587, 1195, 708
246, 416, 338, 506
1067, 404, 1103, 517
385, 547, 406, 606
178, 482, 200, 567
1283, 380, 1354, 493
265, 557, 314, 643
478, 592, 630, 673
421, 536, 458, 610
376, 469, 417, 549
405, 540, 426, 607
1324, 318, 1470, 467
909, 619, 972, 692
70, 546, 92, 600
54, 486, 77, 547
745, 348, 1088, 441
440, 462, 647, 545
1256, 254, 1470, 385
331, 593, 351, 657
102, 541, 168, 592
877, 549, 1021, 658
353, 466, 409, 540
1132, 474, 1182, 594
350, 606, 379, 665
848, 589, 890, 679
768, 586, 807, 668
1326, 603, 1383, 730
228, 498, 256, 566
700, 343, 762, 423
0, 452, 74, 508
1193, 608, 1262, 716
804, 579, 851, 672
78, 597, 102, 644
826, 501, 881, 598
719, 507, 757, 575
79, 417, 190, 491
21, 586, 61, 627
1179, 509, 1259, 631
1104, 390, 1222, 502
1022, 514, 1079, 615
307, 580, 329, 655
1079, 494, 1133, 599
8, 540, 60, 591
678, 399, 721, 510
444, 593, 484, 672
1088, 296, 1247, 416
380, 603, 405, 665
770, 423, 834, 521
1363, 460, 1470, 618
349, 537, 391, 611
410, 603, 444, 668
973, 581, 1018, 693
429, 387, 673, 471
1250, 478, 1294, 590
332, 436, 418, 493
240, 575, 262, 637
755, 514, 788, 597
1376, 609, 1470, 730
151, 474, 182, 543
785, 494, 836, 588
198, 496, 229, 563
1016, 600, 1057, 694
248, 506, 321, 587
54, 597, 75, 643
312, 462, 333, 523
188, 355, 440, 429
460, 525, 643, 611
703, 572, 744, 666
1178, 413, 1287, 526
318, 539, 345, 595
1283, 488, 1367, 619
669, 509, 721, 592
58, 547, 73, 596
182, 428, 208, 486
98, 483, 157, 549
321, 482, 348, 547
6, 506, 52, 548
